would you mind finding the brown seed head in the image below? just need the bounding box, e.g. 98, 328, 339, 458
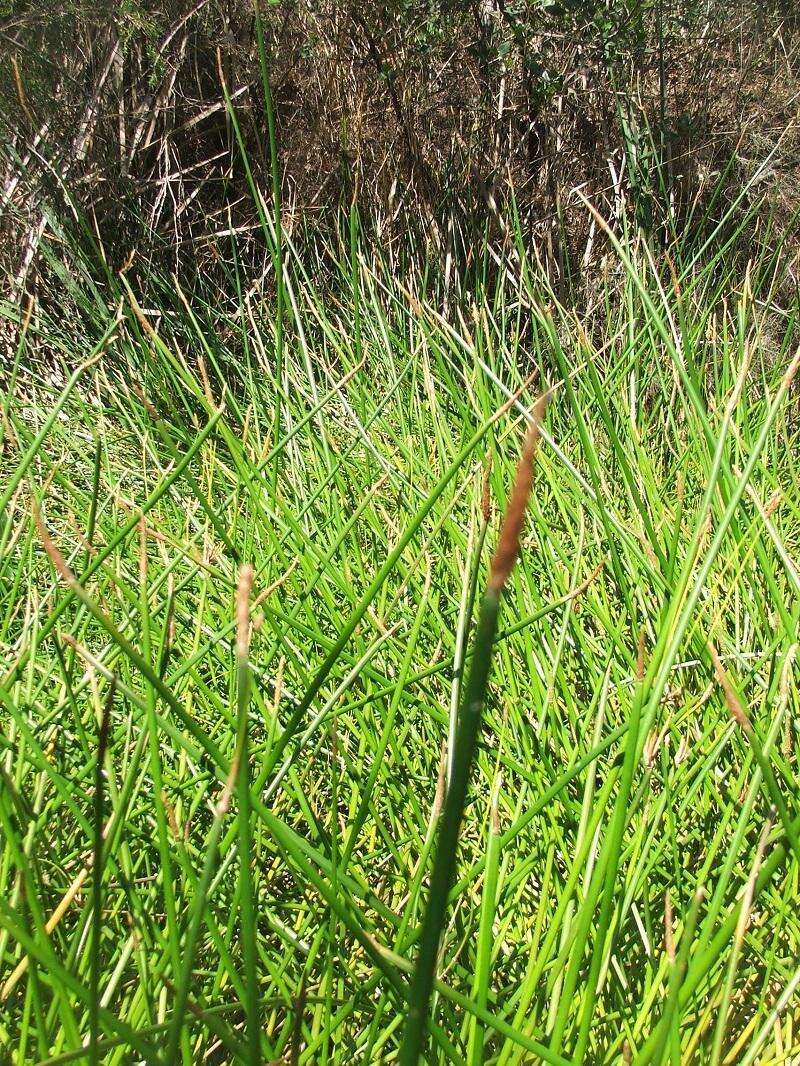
34, 503, 79, 591
432, 740, 447, 819
236, 563, 254, 659
765, 490, 782, 518
708, 642, 752, 733
781, 345, 800, 391
488, 394, 547, 594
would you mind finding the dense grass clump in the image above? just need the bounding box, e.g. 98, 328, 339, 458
1, 212, 799, 1064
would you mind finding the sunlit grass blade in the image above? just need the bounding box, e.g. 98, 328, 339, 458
399, 396, 546, 1064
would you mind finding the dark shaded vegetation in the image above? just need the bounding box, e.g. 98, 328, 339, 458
1, 0, 799, 295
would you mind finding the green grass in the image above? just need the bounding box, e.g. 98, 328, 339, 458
0, 202, 799, 1065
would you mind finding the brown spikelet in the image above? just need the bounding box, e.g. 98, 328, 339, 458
781, 345, 800, 391
163, 792, 181, 841
12, 56, 34, 126
252, 558, 300, 609
491, 777, 502, 834
643, 729, 659, 770
734, 810, 773, 950
68, 513, 96, 557
488, 395, 547, 593
216, 755, 240, 817
665, 252, 681, 299
674, 735, 688, 766
432, 740, 447, 819
329, 717, 339, 759
119, 249, 135, 275
236, 563, 254, 659
708, 642, 752, 733
764, 490, 782, 518
215, 45, 227, 93
503, 368, 539, 416
20, 294, 34, 337
197, 353, 216, 408
34, 503, 79, 592
1, 859, 91, 1000
570, 560, 605, 605
126, 290, 158, 340
406, 288, 423, 317
133, 384, 159, 421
